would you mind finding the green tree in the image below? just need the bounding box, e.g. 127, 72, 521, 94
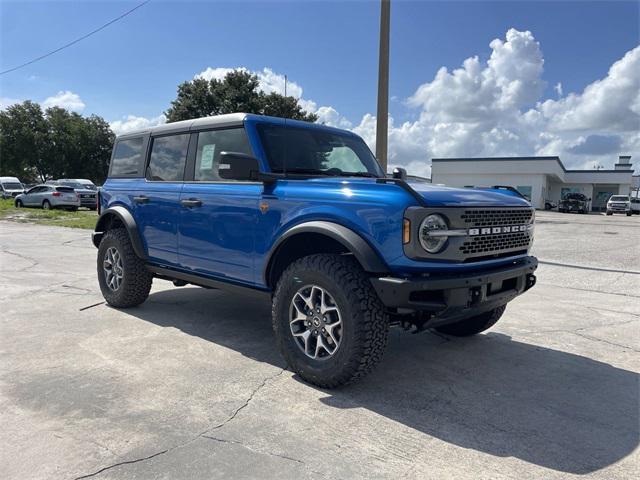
0, 101, 114, 183
0, 101, 48, 181
165, 70, 318, 123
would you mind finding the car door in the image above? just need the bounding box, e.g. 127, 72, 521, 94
178, 127, 261, 284
24, 186, 45, 206
133, 132, 189, 267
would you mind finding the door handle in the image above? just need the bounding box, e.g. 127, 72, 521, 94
133, 195, 149, 204
181, 199, 203, 208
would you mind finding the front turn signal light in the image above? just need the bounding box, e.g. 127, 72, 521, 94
403, 218, 411, 244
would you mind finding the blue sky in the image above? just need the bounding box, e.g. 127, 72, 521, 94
1, 0, 639, 173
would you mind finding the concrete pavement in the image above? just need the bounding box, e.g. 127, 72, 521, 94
0, 211, 638, 479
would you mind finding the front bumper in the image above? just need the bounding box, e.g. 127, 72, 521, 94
371, 256, 537, 324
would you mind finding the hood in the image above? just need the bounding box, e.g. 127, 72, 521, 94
406, 181, 531, 207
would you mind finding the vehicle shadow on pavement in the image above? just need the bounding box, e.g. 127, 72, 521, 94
129, 286, 639, 475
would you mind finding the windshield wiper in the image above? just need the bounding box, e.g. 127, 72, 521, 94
274, 168, 339, 176
341, 172, 380, 178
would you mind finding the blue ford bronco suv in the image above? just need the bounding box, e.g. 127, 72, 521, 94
94, 113, 537, 387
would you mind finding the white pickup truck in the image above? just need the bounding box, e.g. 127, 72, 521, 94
606, 195, 639, 216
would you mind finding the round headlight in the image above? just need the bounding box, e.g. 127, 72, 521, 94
419, 214, 448, 253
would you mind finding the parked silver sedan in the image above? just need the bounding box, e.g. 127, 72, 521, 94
14, 185, 80, 210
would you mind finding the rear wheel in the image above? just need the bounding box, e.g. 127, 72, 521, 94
42, 200, 51, 210
97, 228, 153, 308
435, 305, 506, 337
272, 254, 389, 388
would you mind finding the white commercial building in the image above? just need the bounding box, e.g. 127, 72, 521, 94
431, 155, 635, 211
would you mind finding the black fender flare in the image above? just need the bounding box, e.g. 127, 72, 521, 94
93, 206, 146, 259
264, 221, 389, 285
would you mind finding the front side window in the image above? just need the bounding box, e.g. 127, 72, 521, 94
111, 137, 144, 176
147, 134, 190, 182
257, 124, 383, 177
194, 128, 253, 181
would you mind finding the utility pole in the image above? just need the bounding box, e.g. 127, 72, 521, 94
376, 0, 390, 172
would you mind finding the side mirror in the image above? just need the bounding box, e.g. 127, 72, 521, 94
392, 167, 407, 180
219, 152, 260, 181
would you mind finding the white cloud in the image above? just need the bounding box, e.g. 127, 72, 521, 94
360, 30, 639, 175
0, 97, 21, 110
110, 114, 166, 136
114, 34, 639, 174
316, 106, 352, 129
42, 90, 85, 112
554, 82, 563, 97
195, 66, 349, 125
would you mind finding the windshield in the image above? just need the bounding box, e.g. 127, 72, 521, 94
2, 182, 23, 190
609, 196, 629, 201
258, 124, 383, 177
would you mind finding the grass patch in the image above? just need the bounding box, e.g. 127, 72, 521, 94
0, 198, 97, 229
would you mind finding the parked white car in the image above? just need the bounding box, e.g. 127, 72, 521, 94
0, 176, 25, 199
14, 185, 80, 210
606, 195, 637, 216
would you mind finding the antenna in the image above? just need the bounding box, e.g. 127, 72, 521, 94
283, 74, 288, 177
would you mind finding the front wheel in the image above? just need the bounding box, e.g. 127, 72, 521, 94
627, 211, 632, 216
435, 305, 506, 337
97, 228, 153, 308
15, 199, 23, 208
272, 254, 389, 388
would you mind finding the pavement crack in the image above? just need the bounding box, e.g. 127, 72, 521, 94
205, 368, 286, 433
71, 368, 286, 479
571, 331, 640, 353
72, 450, 169, 479
1, 248, 39, 272
202, 435, 304, 464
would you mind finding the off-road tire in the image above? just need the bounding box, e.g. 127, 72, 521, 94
435, 305, 506, 337
272, 254, 389, 388
97, 228, 152, 308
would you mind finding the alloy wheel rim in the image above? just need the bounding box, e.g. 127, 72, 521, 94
289, 285, 343, 360
103, 246, 124, 291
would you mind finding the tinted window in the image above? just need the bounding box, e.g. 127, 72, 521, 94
257, 124, 382, 177
147, 134, 190, 182
55, 186, 75, 193
194, 128, 253, 181
111, 138, 144, 176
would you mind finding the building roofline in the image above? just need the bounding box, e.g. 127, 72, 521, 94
431, 156, 634, 175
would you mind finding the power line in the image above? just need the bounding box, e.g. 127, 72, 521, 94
0, 0, 152, 76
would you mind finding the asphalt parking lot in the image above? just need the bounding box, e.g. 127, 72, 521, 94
1, 210, 638, 479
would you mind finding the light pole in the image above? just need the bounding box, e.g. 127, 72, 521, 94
376, 0, 390, 173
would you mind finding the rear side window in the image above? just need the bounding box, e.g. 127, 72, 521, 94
147, 134, 190, 182
55, 187, 75, 193
194, 128, 253, 181
110, 137, 144, 177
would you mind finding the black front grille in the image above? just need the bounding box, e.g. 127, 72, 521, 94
460, 231, 531, 255
460, 208, 533, 227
